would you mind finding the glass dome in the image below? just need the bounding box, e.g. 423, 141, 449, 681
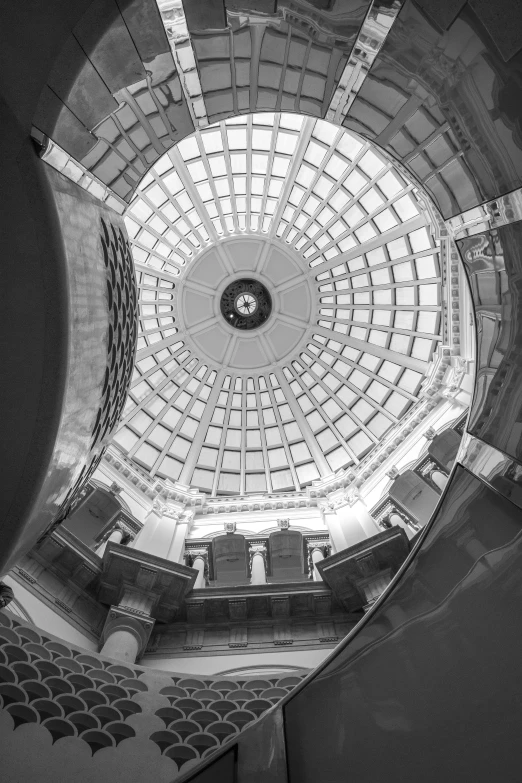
114, 112, 442, 495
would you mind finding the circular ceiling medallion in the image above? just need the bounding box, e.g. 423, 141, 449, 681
220, 278, 272, 330
236, 292, 257, 315
178, 237, 314, 371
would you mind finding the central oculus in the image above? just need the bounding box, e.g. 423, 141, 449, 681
220, 278, 272, 330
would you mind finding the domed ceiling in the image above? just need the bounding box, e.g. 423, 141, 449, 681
114, 112, 442, 496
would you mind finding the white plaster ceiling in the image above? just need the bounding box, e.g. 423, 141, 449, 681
179, 238, 313, 370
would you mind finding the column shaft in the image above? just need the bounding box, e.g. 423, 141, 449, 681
193, 555, 206, 589
100, 629, 140, 663
251, 551, 267, 584
311, 548, 325, 581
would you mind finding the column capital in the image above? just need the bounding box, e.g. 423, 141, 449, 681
318, 500, 335, 514
184, 540, 211, 562
112, 519, 135, 544
343, 486, 360, 506
187, 547, 208, 560
163, 505, 184, 521
248, 542, 267, 568
186, 548, 209, 576
307, 541, 329, 556
249, 542, 268, 554
179, 508, 196, 528
151, 499, 187, 520
151, 498, 165, 515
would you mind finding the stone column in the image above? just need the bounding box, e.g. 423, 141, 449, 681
100, 627, 140, 662
96, 527, 123, 557
432, 470, 449, 492
100, 607, 154, 664
389, 512, 416, 540
192, 552, 207, 589
309, 545, 325, 581
249, 544, 267, 585
98, 547, 196, 663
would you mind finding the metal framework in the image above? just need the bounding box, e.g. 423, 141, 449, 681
114, 112, 443, 497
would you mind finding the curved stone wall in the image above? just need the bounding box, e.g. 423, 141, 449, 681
0, 612, 304, 783
0, 164, 138, 575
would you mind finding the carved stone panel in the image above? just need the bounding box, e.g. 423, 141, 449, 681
274, 625, 293, 645
186, 601, 205, 624
318, 621, 338, 643
229, 598, 248, 621
184, 627, 204, 650
229, 626, 248, 648
271, 596, 291, 618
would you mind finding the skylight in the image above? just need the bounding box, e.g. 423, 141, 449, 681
114, 113, 442, 496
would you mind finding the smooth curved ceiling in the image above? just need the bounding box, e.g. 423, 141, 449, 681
114, 112, 442, 496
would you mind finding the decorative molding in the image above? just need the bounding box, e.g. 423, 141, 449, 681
54, 599, 72, 614
118, 605, 150, 618
344, 487, 360, 506
17, 568, 36, 585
